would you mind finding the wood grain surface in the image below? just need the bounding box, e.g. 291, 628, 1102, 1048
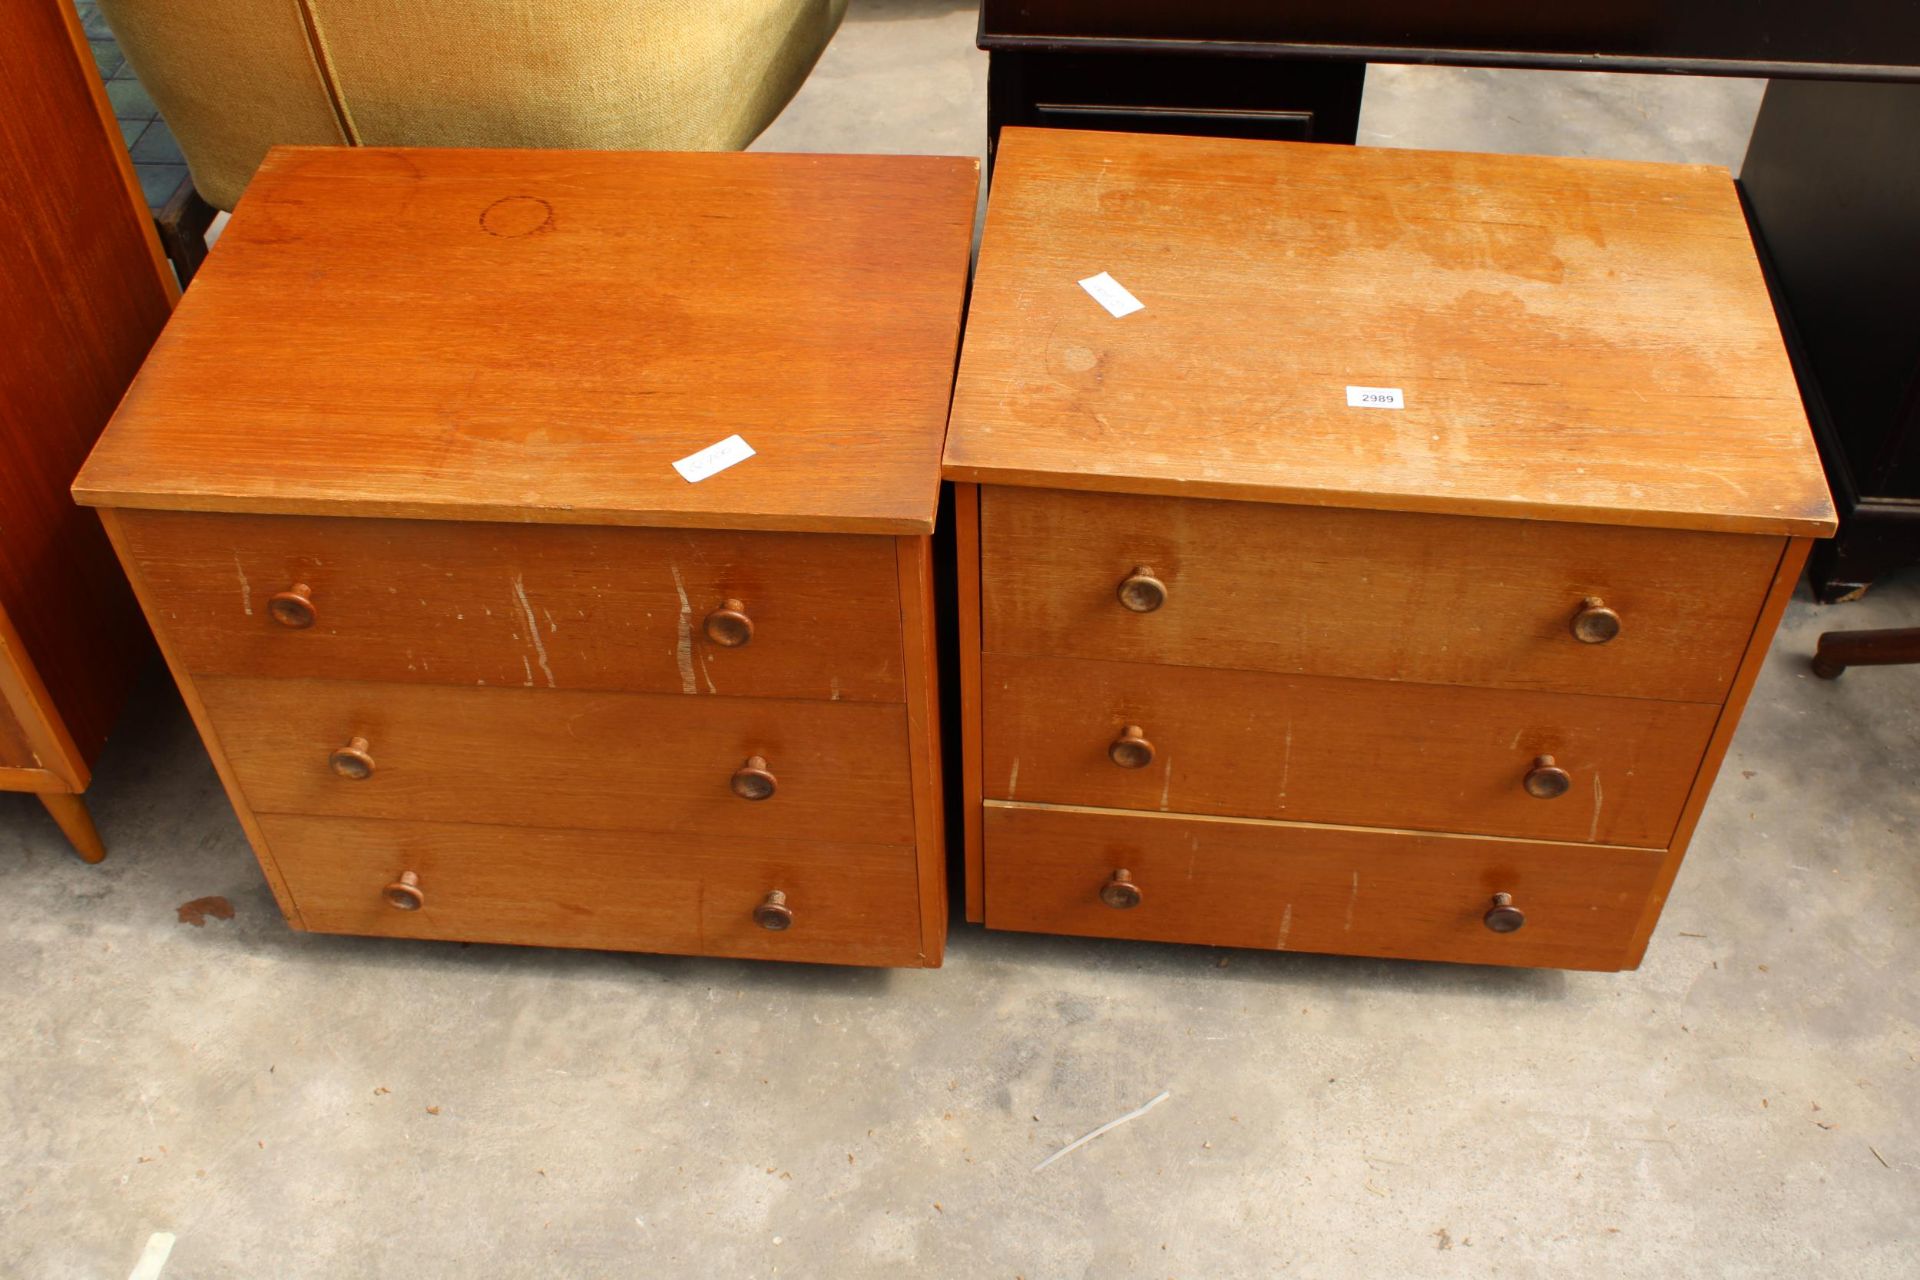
97, 511, 306, 921
955, 483, 988, 922
117, 509, 905, 702
983, 653, 1717, 847
896, 534, 949, 961
1, 0, 174, 786
945, 128, 1834, 536
74, 147, 979, 535
981, 486, 1781, 703
0, 696, 32, 770
1625, 536, 1810, 966
984, 801, 1661, 970
0, 599, 83, 783
201, 676, 916, 845
260, 814, 929, 966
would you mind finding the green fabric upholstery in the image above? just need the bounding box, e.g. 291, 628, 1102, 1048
97, 0, 848, 210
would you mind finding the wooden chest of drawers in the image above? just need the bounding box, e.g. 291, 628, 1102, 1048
945, 129, 1836, 971
75, 146, 977, 967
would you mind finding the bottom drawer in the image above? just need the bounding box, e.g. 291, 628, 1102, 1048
983, 803, 1663, 971
260, 815, 933, 967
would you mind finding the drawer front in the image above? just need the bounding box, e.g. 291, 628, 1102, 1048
984, 803, 1662, 970
983, 654, 1716, 848
261, 815, 927, 966
203, 677, 916, 846
981, 487, 1781, 703
117, 510, 904, 702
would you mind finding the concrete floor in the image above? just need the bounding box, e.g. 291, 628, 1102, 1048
7, 4, 1918, 1276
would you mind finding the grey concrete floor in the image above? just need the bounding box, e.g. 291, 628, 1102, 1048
7, 4, 1919, 1276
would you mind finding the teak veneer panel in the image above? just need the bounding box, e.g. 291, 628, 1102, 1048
984, 802, 1661, 970
955, 484, 988, 922
1, 0, 174, 798
261, 815, 928, 967
945, 128, 1834, 536
895, 535, 950, 960
1624, 536, 1812, 967
984, 653, 1716, 848
201, 677, 916, 846
0, 698, 34, 770
117, 510, 905, 702
73, 147, 979, 535
981, 487, 1781, 703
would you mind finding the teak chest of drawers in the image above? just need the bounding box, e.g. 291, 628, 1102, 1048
946, 129, 1836, 971
76, 146, 978, 967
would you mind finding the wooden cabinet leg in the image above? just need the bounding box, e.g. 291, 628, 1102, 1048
38, 792, 106, 863
1811, 626, 1920, 678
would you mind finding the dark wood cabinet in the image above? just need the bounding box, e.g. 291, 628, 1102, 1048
986, 50, 1362, 167
1, 0, 176, 860
980, 1, 1920, 76
1741, 80, 1920, 600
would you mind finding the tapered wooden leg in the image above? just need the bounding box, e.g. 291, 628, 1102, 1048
38, 792, 106, 863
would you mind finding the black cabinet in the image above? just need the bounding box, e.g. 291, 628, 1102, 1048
1742, 80, 1920, 600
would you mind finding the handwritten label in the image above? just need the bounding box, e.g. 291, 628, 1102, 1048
1345, 386, 1405, 409
672, 434, 756, 482
1078, 271, 1144, 318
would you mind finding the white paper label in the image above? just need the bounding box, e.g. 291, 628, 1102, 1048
1078, 271, 1144, 318
672, 434, 756, 482
1345, 386, 1405, 409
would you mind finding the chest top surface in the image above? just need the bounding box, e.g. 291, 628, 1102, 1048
945, 128, 1834, 536
74, 147, 979, 535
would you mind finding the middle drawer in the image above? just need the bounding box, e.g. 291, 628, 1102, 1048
983, 654, 1717, 847
201, 676, 917, 845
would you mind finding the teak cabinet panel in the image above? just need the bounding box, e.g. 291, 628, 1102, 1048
201, 676, 917, 846
982, 653, 1718, 848
262, 815, 928, 966
72, 149, 978, 536
0, 699, 34, 770
981, 486, 1782, 704
1, 0, 177, 859
116, 510, 906, 703
947, 130, 1834, 536
983, 803, 1663, 971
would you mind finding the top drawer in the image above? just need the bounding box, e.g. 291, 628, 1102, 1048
981, 487, 1782, 703
115, 510, 904, 702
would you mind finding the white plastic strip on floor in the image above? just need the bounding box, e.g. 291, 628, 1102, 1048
127, 1232, 175, 1280
1032, 1089, 1172, 1172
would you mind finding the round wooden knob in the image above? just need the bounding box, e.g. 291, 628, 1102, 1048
1570, 596, 1621, 644
753, 890, 793, 931
1099, 868, 1143, 909
704, 599, 753, 647
1483, 892, 1525, 933
730, 755, 777, 801
1108, 724, 1155, 769
329, 735, 375, 780
1523, 754, 1570, 799
268, 583, 316, 630
1116, 567, 1167, 613
383, 871, 424, 911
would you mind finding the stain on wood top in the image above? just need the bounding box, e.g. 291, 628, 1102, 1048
75, 147, 980, 535
944, 128, 1835, 536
